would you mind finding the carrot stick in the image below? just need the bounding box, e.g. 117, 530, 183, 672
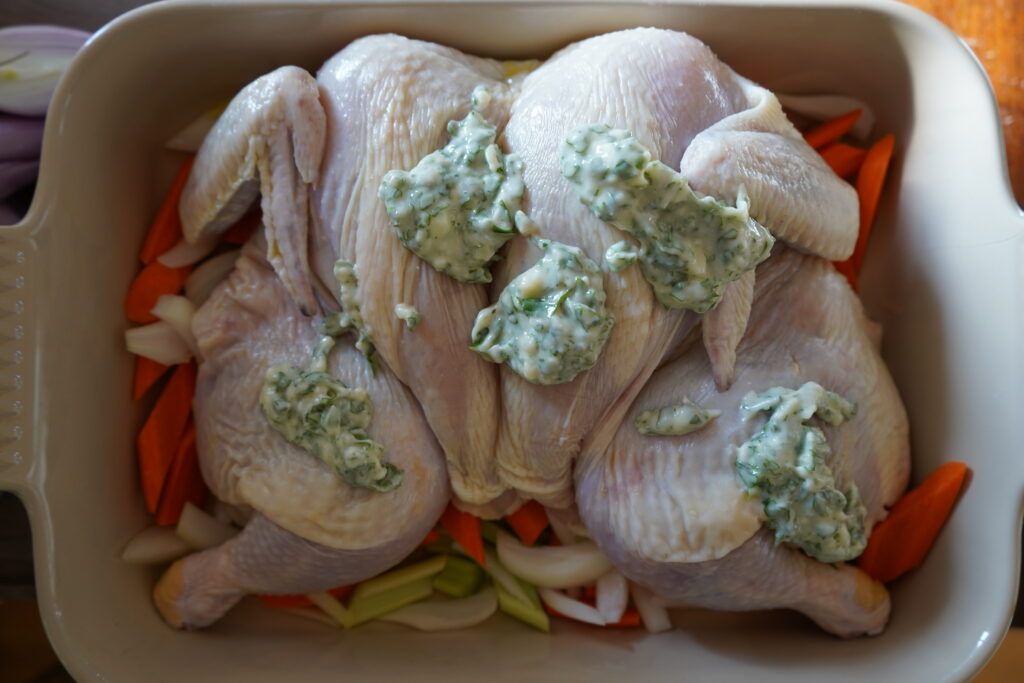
419, 527, 441, 547
833, 133, 895, 288
139, 156, 195, 264
804, 109, 862, 149
154, 420, 206, 525
857, 462, 969, 584
124, 261, 191, 324
505, 500, 550, 546
818, 142, 868, 179
221, 208, 261, 246
133, 355, 170, 400
258, 585, 353, 609
137, 362, 196, 513
439, 503, 486, 567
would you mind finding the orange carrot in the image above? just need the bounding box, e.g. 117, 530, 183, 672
154, 420, 206, 526
857, 462, 969, 583
819, 142, 868, 179
137, 362, 196, 513
505, 500, 550, 546
419, 527, 441, 547
133, 355, 170, 400
833, 133, 895, 288
221, 208, 262, 246
124, 261, 191, 324
257, 585, 353, 609
439, 503, 486, 567
139, 156, 195, 264
804, 109, 862, 149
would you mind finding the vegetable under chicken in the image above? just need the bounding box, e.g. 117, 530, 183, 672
144, 27, 914, 637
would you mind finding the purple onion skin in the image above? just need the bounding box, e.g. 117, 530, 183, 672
0, 115, 45, 161
0, 25, 90, 116
0, 160, 39, 202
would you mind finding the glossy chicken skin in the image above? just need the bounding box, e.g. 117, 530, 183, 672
575, 247, 910, 637
494, 28, 858, 509
153, 243, 448, 628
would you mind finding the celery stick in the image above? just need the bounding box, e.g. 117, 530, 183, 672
307, 591, 354, 629
480, 520, 502, 544
349, 554, 447, 603
348, 575, 435, 626
433, 555, 484, 598
495, 577, 549, 632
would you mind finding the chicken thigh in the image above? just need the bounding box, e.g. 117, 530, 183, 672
493, 28, 858, 509
575, 247, 910, 636
153, 243, 449, 628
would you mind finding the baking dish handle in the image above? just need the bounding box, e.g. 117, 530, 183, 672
0, 222, 36, 497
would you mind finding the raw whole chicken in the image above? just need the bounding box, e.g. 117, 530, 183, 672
147, 26, 909, 638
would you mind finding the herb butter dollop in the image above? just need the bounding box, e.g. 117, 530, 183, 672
471, 238, 614, 385
635, 398, 720, 436
378, 94, 524, 283
561, 124, 774, 313
735, 381, 866, 563
260, 360, 402, 493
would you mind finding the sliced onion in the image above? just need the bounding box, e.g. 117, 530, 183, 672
596, 570, 628, 624
125, 320, 192, 365
185, 249, 240, 306
0, 160, 38, 202
378, 588, 497, 631
0, 115, 44, 161
150, 294, 198, 356
630, 582, 673, 634
538, 588, 605, 626
165, 106, 224, 152
481, 547, 532, 605
495, 530, 612, 589
157, 234, 218, 268
121, 525, 193, 564
777, 93, 876, 142
0, 25, 90, 116
306, 590, 354, 629
175, 501, 239, 550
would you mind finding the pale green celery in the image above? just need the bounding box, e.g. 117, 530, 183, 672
348, 576, 435, 626
306, 591, 354, 629
349, 554, 447, 603
433, 555, 485, 598
495, 576, 549, 632
480, 520, 502, 544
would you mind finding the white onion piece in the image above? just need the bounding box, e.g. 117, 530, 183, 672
165, 106, 223, 152
125, 320, 191, 365
185, 249, 240, 306
378, 588, 497, 631
150, 294, 198, 356
596, 570, 628, 624
176, 501, 239, 550
630, 582, 672, 634
120, 525, 192, 564
307, 590, 354, 629
496, 531, 612, 589
777, 93, 876, 142
538, 588, 605, 626
156, 234, 218, 268
481, 547, 532, 605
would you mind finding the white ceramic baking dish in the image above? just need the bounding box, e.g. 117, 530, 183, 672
1, 0, 1021, 680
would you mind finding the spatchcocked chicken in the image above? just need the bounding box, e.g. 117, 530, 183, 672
152, 28, 909, 637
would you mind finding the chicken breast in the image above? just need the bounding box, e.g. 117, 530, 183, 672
575, 246, 910, 636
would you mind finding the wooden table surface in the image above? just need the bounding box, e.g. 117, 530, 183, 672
0, 1, 1021, 681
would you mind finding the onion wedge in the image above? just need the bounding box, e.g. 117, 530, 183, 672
630, 582, 672, 634
121, 525, 192, 564
175, 501, 238, 550
150, 294, 198, 356
378, 588, 498, 631
482, 547, 531, 605
157, 234, 218, 268
538, 588, 606, 626
596, 570, 628, 624
496, 530, 612, 589
125, 320, 191, 365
